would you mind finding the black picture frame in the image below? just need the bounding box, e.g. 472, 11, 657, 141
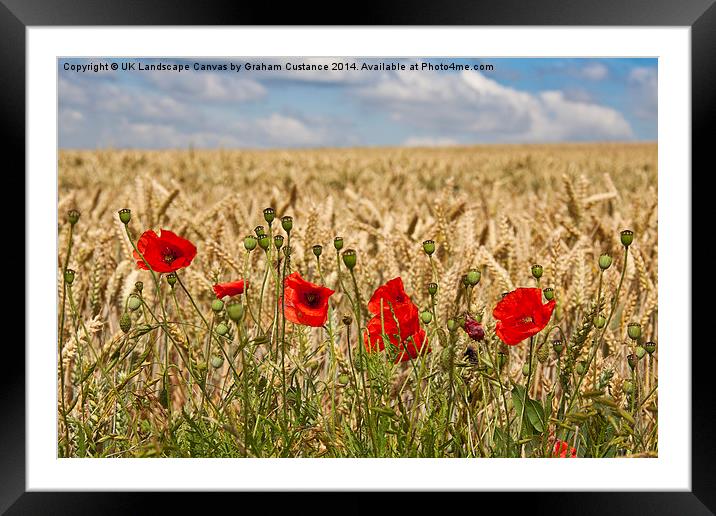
5, 1, 706, 513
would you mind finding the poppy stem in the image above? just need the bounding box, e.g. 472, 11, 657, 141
517, 336, 535, 455
58, 222, 75, 457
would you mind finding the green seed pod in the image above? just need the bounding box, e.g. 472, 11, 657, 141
420, 310, 432, 324
576, 361, 587, 376
211, 299, 224, 313
598, 253, 613, 270
536, 343, 549, 363
622, 379, 634, 394
244, 235, 258, 252
216, 323, 229, 336
334, 236, 344, 251
342, 249, 357, 270
312, 244, 323, 258
283, 245, 292, 257
118, 208, 132, 225
620, 230, 634, 247
134, 281, 143, 293
466, 268, 481, 286
211, 355, 224, 369
166, 273, 177, 287
64, 268, 75, 285
543, 287, 554, 300
473, 312, 483, 323
127, 294, 142, 311
627, 322, 642, 340
635, 346, 647, 359
497, 352, 507, 369
67, 209, 80, 225
342, 314, 352, 326
594, 315, 607, 328
281, 216, 293, 233
119, 312, 132, 334
226, 302, 244, 322
258, 234, 271, 251
273, 235, 284, 251
552, 339, 564, 355
522, 363, 530, 376
338, 373, 350, 385
627, 353, 638, 370
427, 282, 438, 296
531, 264, 543, 279
461, 275, 470, 288
447, 319, 458, 332
644, 341, 657, 355
422, 239, 436, 256
254, 225, 266, 238
263, 207, 275, 226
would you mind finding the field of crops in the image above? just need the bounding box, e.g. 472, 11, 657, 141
57, 142, 658, 458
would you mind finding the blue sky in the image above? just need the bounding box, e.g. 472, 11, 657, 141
58, 57, 657, 149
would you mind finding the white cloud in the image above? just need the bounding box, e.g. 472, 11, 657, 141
359, 69, 633, 142
628, 66, 658, 119
580, 62, 609, 81
146, 72, 266, 102
402, 137, 459, 147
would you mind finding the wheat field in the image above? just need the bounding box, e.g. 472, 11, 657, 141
57, 142, 657, 458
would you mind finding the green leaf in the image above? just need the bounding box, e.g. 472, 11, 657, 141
525, 398, 546, 433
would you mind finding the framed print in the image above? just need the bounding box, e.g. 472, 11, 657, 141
5, 0, 708, 513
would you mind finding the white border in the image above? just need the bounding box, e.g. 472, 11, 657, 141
28, 27, 690, 491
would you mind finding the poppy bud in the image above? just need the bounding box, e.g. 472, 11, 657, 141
312, 244, 323, 258
594, 315, 606, 328
211, 299, 224, 313
67, 209, 80, 225
127, 294, 142, 311
427, 283, 438, 296
258, 234, 271, 251
463, 316, 485, 342
466, 269, 481, 286
135, 281, 144, 293
620, 230, 634, 247
543, 287, 554, 300
342, 249, 357, 270
576, 361, 587, 376
420, 310, 432, 324
211, 355, 224, 369
447, 319, 458, 332
216, 323, 229, 336
522, 363, 530, 376
422, 240, 436, 256
599, 254, 613, 270
497, 352, 507, 369
627, 322, 642, 340
254, 225, 266, 237
273, 235, 284, 251
536, 343, 549, 363
531, 264, 543, 279
166, 272, 177, 287
644, 341, 656, 354
64, 268, 75, 285
118, 208, 132, 225
263, 207, 275, 226
334, 237, 344, 251
627, 353, 638, 370
622, 379, 634, 394
226, 302, 244, 322
244, 235, 258, 251
119, 312, 132, 333
635, 346, 647, 359
552, 339, 564, 355
281, 216, 293, 233
342, 314, 352, 326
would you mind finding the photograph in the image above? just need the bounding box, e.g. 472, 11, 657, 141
56, 56, 658, 459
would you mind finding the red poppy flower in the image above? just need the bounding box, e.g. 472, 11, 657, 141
282, 272, 334, 327
213, 279, 247, 299
133, 229, 197, 274
553, 439, 577, 458
463, 316, 485, 342
492, 287, 555, 345
364, 277, 430, 363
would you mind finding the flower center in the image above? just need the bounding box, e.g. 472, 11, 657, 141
520, 316, 534, 324
162, 248, 176, 264
304, 292, 319, 306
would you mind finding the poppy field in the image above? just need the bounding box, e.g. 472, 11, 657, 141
57, 143, 658, 458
